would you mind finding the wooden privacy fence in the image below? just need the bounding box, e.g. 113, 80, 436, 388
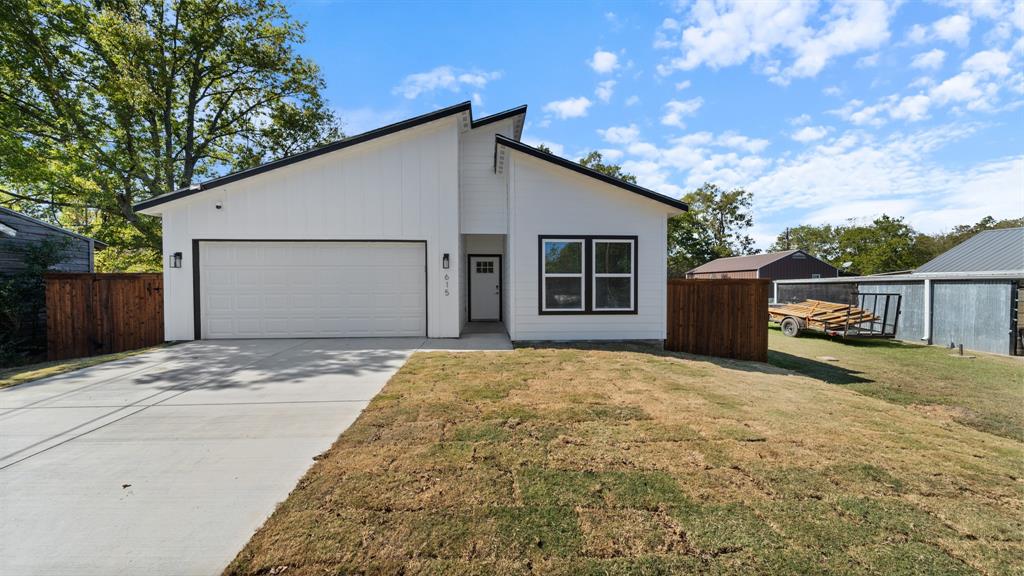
666, 278, 770, 362
45, 273, 164, 361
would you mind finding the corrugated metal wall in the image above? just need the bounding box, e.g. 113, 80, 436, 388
859, 282, 924, 343
931, 280, 1013, 355
775, 279, 1017, 355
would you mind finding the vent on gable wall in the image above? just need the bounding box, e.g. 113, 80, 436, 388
494, 145, 508, 175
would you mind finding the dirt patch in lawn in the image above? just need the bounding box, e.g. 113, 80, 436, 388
225, 347, 1023, 576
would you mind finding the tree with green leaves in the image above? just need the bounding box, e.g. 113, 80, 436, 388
668, 183, 758, 275
0, 0, 341, 270
836, 215, 930, 275
578, 151, 638, 184
766, 214, 1017, 275
769, 223, 841, 262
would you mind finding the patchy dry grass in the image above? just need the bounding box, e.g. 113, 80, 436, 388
225, 344, 1023, 576
767, 328, 1024, 441
0, 345, 167, 389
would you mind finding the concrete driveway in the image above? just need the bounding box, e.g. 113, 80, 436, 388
0, 338, 442, 576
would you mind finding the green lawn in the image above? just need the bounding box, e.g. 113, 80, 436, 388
0, 345, 166, 389
767, 327, 1024, 441
225, 341, 1023, 576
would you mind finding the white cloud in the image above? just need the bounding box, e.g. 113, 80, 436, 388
790, 113, 812, 125
906, 23, 929, 44
716, 132, 770, 153
339, 106, 408, 135
962, 49, 1012, 77
599, 148, 624, 161
625, 95, 640, 106
933, 13, 972, 45
656, 1, 893, 83
889, 94, 932, 121
661, 97, 704, 128
856, 53, 880, 68
595, 80, 617, 103
472, 92, 484, 106
905, 12, 974, 47
675, 80, 692, 90
598, 124, 640, 144
911, 49, 946, 70
830, 99, 888, 126
543, 96, 593, 119
393, 66, 502, 99
823, 85, 843, 97
751, 126, 1022, 235
831, 48, 1016, 124
791, 125, 829, 142
520, 136, 564, 157
589, 50, 620, 74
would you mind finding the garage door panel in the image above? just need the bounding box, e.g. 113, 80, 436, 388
199, 241, 425, 339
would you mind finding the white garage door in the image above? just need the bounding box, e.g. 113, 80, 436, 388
199, 241, 425, 339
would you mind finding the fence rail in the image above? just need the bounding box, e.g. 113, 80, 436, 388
666, 278, 770, 362
45, 273, 164, 361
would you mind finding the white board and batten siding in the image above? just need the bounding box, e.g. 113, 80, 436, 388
158, 118, 461, 341
507, 153, 673, 341
459, 119, 515, 234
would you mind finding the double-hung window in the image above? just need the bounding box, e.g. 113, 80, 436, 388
541, 239, 585, 311
539, 236, 637, 314
593, 239, 634, 311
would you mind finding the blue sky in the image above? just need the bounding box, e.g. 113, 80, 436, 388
289, 0, 1023, 247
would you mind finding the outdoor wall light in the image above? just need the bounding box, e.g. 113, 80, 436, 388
170, 252, 183, 268
442, 253, 450, 269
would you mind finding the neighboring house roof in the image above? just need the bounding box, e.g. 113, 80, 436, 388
493, 135, 687, 212
916, 227, 1024, 273
135, 101, 529, 212
0, 206, 106, 247
687, 250, 805, 274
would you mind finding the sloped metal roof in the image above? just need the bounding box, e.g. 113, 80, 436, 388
916, 227, 1024, 273
687, 250, 802, 273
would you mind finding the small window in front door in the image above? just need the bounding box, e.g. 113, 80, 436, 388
470, 257, 500, 321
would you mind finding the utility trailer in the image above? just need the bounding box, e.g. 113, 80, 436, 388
769, 293, 901, 338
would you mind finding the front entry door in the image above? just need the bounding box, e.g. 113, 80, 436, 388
469, 255, 501, 321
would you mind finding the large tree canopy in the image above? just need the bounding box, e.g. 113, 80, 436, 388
668, 183, 758, 276
769, 215, 1023, 275
0, 0, 341, 269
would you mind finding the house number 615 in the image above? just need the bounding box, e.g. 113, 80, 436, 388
444, 273, 449, 296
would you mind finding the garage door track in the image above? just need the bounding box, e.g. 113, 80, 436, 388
0, 338, 423, 576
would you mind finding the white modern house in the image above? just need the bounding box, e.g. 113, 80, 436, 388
135, 102, 687, 342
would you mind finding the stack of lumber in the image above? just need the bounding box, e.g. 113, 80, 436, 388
768, 299, 878, 329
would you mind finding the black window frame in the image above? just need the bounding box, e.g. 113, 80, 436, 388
537, 235, 639, 316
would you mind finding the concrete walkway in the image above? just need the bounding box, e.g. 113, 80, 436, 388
0, 335, 508, 576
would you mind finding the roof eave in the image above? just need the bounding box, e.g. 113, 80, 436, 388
133, 101, 473, 213
493, 135, 687, 212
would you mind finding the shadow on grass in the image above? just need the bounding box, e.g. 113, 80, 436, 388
766, 350, 871, 385
517, 333, 874, 386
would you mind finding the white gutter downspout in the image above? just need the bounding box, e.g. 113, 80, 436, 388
922, 278, 932, 343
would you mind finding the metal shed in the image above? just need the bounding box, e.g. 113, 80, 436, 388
774, 228, 1024, 356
